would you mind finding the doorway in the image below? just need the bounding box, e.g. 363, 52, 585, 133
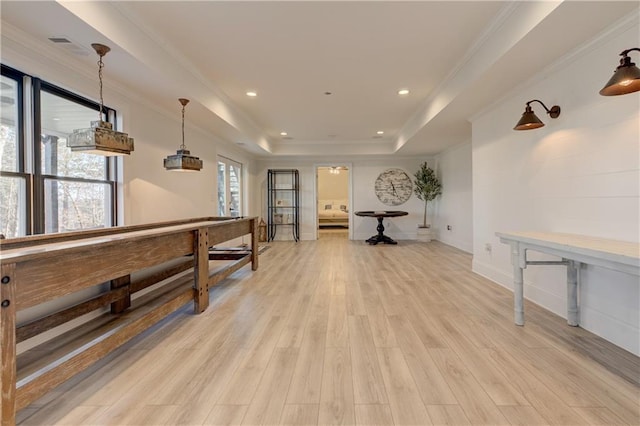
316, 165, 350, 240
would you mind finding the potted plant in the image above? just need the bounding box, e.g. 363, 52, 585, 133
413, 162, 442, 242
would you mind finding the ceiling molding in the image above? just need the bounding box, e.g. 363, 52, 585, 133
468, 8, 640, 124
57, 0, 273, 155
0, 21, 264, 160
394, 0, 563, 153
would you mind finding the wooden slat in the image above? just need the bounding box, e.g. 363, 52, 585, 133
1, 263, 16, 426
16, 287, 129, 343
207, 256, 252, 290
208, 252, 250, 261
0, 217, 232, 250
15, 232, 194, 311
15, 281, 194, 411
206, 220, 251, 246
130, 259, 193, 293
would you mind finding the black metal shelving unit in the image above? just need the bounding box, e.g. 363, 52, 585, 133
267, 169, 300, 242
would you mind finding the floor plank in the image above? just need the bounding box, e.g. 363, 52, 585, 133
318, 347, 355, 425
242, 347, 299, 425
348, 315, 389, 404
354, 404, 394, 426
376, 346, 432, 425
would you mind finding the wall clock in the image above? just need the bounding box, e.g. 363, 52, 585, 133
375, 168, 413, 206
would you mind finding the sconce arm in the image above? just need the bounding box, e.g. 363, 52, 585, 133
525, 99, 550, 113
620, 48, 640, 57
526, 99, 561, 119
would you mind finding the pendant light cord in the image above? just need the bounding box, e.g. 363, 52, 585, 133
181, 104, 186, 150
97, 54, 105, 122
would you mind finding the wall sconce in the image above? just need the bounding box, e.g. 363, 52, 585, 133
513, 100, 561, 131
600, 48, 640, 96
68, 43, 135, 155
163, 98, 203, 172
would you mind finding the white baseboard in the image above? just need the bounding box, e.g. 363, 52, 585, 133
579, 305, 640, 356
436, 236, 473, 253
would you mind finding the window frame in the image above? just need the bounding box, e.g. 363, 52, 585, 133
217, 155, 243, 218
0, 64, 120, 237
1, 65, 31, 235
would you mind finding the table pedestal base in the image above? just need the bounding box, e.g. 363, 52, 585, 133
365, 217, 397, 245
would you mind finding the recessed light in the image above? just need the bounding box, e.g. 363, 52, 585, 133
398, 89, 410, 95
246, 91, 257, 97
52, 117, 60, 121
376, 130, 384, 135
280, 131, 288, 136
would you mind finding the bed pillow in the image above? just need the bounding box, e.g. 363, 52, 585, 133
325, 204, 333, 210
340, 204, 347, 211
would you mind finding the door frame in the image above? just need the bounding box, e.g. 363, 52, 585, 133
313, 162, 353, 240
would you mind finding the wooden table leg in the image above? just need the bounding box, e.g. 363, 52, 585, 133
194, 228, 210, 314
1, 263, 16, 426
251, 218, 259, 271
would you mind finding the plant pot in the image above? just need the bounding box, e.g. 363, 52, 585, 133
416, 226, 432, 242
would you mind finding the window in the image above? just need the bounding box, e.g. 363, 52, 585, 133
217, 156, 242, 217
0, 68, 28, 237
0, 65, 118, 238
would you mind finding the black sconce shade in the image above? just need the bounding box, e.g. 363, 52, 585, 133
600, 48, 640, 96
514, 100, 561, 131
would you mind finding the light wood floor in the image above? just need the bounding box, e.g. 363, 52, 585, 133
17, 239, 640, 425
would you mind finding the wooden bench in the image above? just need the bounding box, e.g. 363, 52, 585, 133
1, 217, 259, 425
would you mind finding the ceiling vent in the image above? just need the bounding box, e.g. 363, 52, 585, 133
48, 37, 71, 43
48, 36, 90, 56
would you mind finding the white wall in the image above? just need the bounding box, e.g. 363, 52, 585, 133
471, 19, 639, 355
256, 157, 432, 241
434, 142, 473, 253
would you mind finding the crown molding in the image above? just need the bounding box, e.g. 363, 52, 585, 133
468, 9, 640, 124
394, 0, 562, 153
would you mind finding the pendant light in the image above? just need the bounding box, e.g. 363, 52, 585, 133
67, 43, 134, 155
163, 98, 203, 172
600, 48, 640, 96
513, 99, 561, 131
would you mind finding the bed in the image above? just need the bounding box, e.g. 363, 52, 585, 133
318, 199, 349, 228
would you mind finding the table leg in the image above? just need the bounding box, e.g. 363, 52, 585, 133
513, 263, 525, 326
567, 260, 579, 326
1, 263, 16, 426
365, 217, 398, 245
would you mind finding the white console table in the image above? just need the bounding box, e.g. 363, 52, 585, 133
496, 232, 640, 326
